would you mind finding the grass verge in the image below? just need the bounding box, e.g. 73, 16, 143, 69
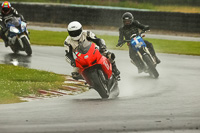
29, 29, 68, 46
0, 64, 66, 104
98, 35, 200, 56
145, 38, 200, 56
28, 29, 200, 55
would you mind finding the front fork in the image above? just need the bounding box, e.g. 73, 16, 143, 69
17, 33, 30, 49
131, 46, 156, 70
142, 47, 157, 65
136, 50, 147, 69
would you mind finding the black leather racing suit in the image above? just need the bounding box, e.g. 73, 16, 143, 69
117, 20, 158, 68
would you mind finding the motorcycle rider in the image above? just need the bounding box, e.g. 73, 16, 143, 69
64, 21, 120, 80
117, 12, 161, 73
0, 1, 26, 47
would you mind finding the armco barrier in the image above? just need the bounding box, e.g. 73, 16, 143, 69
12, 3, 200, 33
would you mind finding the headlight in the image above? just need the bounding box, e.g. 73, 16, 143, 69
10, 26, 19, 33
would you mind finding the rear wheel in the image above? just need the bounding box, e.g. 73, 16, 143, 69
143, 54, 159, 78
21, 36, 32, 56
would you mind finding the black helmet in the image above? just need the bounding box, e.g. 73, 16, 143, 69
122, 12, 134, 26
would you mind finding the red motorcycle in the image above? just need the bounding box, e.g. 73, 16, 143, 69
75, 41, 119, 99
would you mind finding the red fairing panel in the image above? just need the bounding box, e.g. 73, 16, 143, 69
98, 56, 112, 79
75, 43, 112, 79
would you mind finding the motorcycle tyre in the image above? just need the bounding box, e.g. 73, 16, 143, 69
89, 69, 109, 99
143, 54, 159, 78
21, 36, 32, 56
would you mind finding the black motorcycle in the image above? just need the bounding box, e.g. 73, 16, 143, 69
117, 30, 159, 78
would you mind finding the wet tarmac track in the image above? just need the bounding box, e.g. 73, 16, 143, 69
0, 35, 200, 133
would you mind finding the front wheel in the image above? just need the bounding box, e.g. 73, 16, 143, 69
88, 69, 109, 99
21, 36, 32, 56
143, 54, 159, 78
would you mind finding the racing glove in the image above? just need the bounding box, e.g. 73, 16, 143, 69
143, 25, 150, 31
116, 41, 123, 47
99, 45, 107, 53
71, 60, 76, 67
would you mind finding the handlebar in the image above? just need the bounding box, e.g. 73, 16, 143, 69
131, 30, 147, 38
116, 30, 149, 47
116, 40, 130, 47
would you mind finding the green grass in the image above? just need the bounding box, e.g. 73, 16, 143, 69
29, 30, 68, 46
155, 5, 200, 13
29, 29, 200, 56
97, 35, 200, 56
0, 64, 65, 104
146, 38, 200, 55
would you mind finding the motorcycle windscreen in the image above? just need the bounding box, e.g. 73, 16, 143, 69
130, 36, 146, 51
75, 43, 101, 69
6, 17, 21, 27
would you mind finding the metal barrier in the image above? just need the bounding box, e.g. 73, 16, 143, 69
12, 3, 200, 33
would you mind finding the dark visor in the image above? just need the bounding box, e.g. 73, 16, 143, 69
3, 8, 10, 13
68, 28, 82, 37
123, 19, 131, 25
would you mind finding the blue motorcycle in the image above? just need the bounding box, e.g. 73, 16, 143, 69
117, 30, 159, 78
4, 17, 32, 56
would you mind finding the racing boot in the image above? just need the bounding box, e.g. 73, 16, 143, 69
112, 62, 120, 79
154, 56, 161, 64
147, 43, 161, 64
4, 40, 9, 47
1, 34, 9, 47
137, 67, 143, 73
71, 72, 83, 80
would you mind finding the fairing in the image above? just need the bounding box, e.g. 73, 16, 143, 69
131, 36, 146, 51
75, 43, 112, 80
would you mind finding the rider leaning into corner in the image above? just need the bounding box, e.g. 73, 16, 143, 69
64, 21, 120, 80
0, 1, 26, 47
117, 12, 161, 73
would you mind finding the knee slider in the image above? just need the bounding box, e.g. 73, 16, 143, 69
106, 52, 115, 60
111, 53, 115, 60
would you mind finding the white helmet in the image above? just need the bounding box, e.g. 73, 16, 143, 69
67, 21, 82, 40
